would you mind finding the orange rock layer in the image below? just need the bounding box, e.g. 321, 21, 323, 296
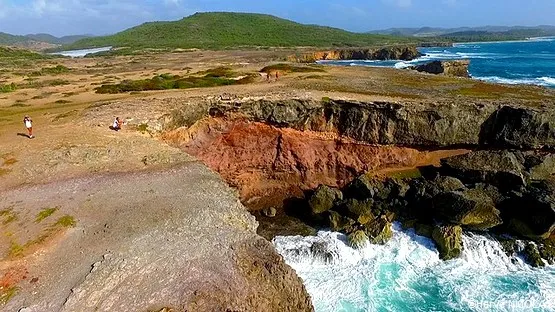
164, 118, 466, 210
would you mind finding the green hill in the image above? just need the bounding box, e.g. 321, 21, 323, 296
0, 32, 30, 45
63, 12, 416, 50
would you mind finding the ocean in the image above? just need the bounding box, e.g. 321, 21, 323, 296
320, 37, 555, 88
274, 224, 555, 312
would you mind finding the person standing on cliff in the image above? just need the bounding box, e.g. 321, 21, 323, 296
23, 115, 34, 138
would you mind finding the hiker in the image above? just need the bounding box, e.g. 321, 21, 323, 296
112, 117, 123, 131
23, 115, 34, 138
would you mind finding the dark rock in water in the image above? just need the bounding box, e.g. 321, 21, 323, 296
414, 223, 434, 238
346, 175, 391, 200
496, 236, 518, 256
441, 150, 526, 191
500, 181, 555, 240
523, 243, 545, 267
411, 60, 470, 78
310, 241, 339, 263
364, 216, 393, 245
348, 230, 369, 249
432, 225, 463, 260
480, 106, 555, 149
431, 189, 502, 230
337, 198, 375, 225
539, 240, 555, 265
308, 185, 343, 215
328, 210, 355, 232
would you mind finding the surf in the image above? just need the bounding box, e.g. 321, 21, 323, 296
274, 224, 555, 312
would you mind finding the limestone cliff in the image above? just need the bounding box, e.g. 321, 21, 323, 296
288, 45, 421, 63
411, 60, 470, 78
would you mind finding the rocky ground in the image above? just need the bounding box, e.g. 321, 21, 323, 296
1, 48, 555, 310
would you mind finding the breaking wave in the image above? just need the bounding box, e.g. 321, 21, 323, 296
274, 224, 555, 312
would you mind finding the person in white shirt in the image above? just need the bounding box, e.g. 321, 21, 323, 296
112, 117, 123, 131
23, 115, 34, 138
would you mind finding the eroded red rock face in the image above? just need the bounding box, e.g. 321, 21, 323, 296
165, 118, 465, 210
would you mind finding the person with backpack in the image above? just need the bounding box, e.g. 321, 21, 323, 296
23, 115, 34, 138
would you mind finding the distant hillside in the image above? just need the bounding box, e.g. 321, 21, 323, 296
63, 12, 416, 50
0, 32, 92, 50
25, 34, 92, 45
0, 32, 29, 45
369, 25, 555, 41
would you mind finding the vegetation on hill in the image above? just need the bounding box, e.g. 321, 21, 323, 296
62, 12, 417, 50
95, 67, 256, 94
0, 32, 30, 45
370, 26, 555, 42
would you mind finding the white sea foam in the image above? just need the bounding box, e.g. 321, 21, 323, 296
477, 76, 555, 87
51, 46, 113, 58
274, 224, 555, 312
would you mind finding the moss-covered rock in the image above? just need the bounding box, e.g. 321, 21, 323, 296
364, 216, 393, 245
432, 225, 463, 260
523, 243, 545, 267
308, 185, 343, 215
431, 188, 502, 230
348, 230, 368, 249
338, 198, 375, 224
328, 210, 355, 232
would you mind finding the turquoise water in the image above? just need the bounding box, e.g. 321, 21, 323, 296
274, 224, 555, 312
321, 37, 555, 88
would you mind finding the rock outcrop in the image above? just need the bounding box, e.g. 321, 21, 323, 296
432, 225, 463, 260
411, 60, 470, 78
288, 45, 421, 63
1, 164, 313, 312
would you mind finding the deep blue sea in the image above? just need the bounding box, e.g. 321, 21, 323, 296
320, 37, 555, 88
274, 225, 555, 312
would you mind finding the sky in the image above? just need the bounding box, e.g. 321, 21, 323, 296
0, 0, 554, 36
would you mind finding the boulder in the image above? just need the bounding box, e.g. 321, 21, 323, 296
473, 183, 504, 205
500, 182, 555, 240
364, 216, 393, 245
435, 176, 466, 192
348, 230, 369, 249
337, 198, 375, 224
308, 185, 343, 215
480, 106, 555, 150
346, 175, 391, 200
523, 243, 545, 267
411, 60, 470, 78
441, 150, 526, 190
387, 178, 411, 198
415, 223, 434, 238
539, 241, 555, 265
527, 153, 555, 181
432, 225, 463, 260
431, 189, 502, 230
328, 211, 355, 232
